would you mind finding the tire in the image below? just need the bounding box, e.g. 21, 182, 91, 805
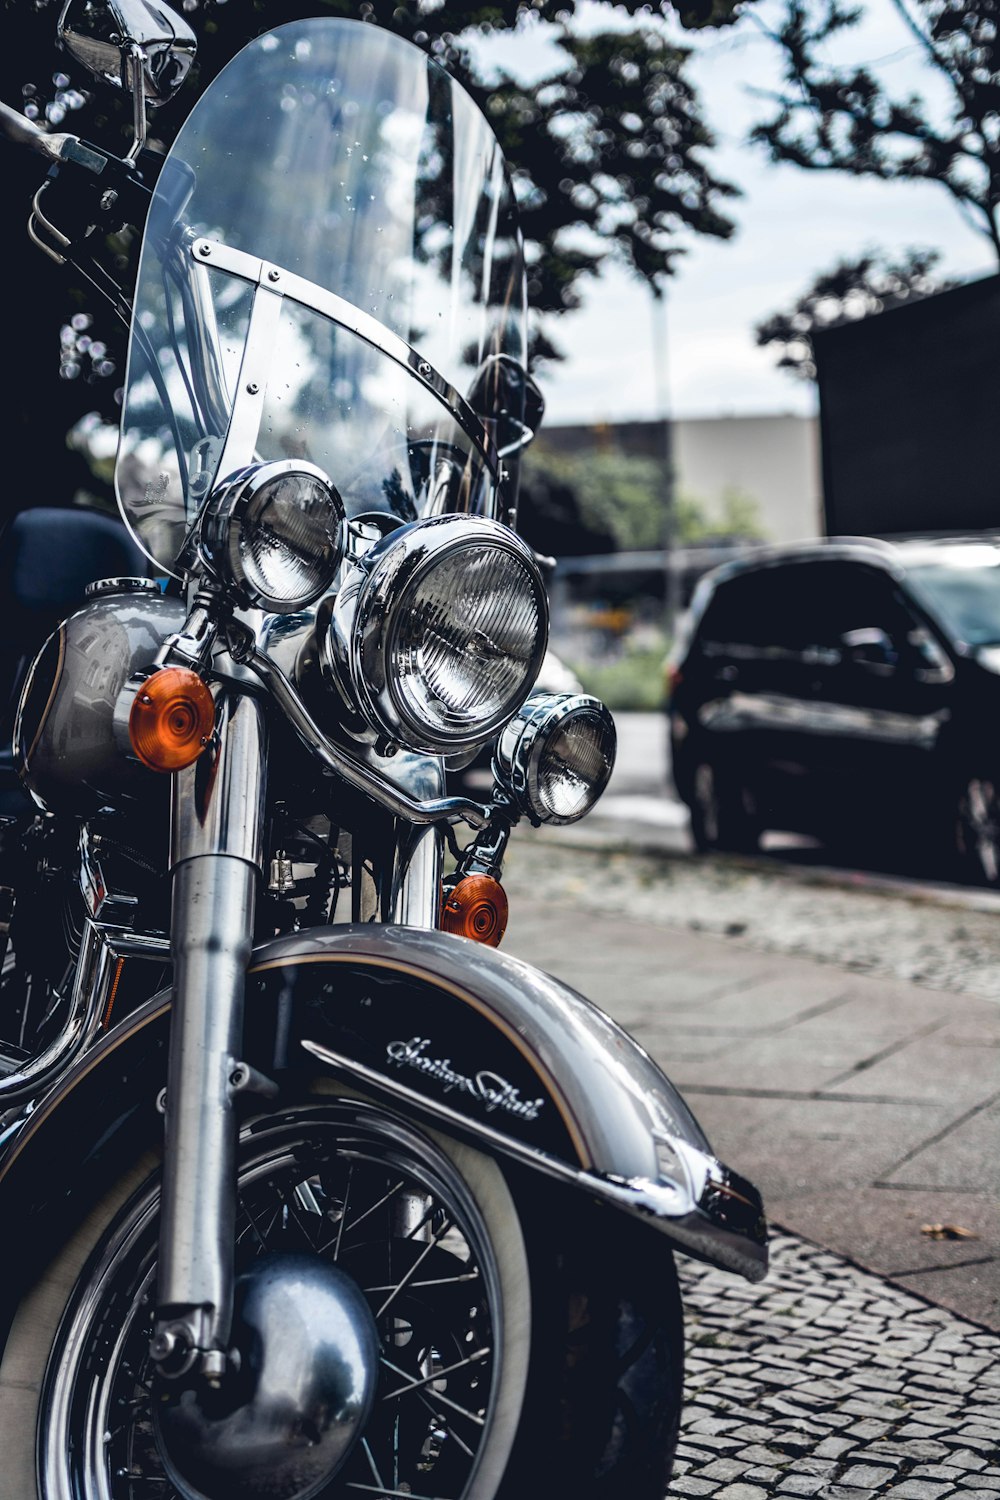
502, 1177, 684, 1499
0, 1087, 684, 1500
689, 760, 760, 855
953, 773, 1000, 886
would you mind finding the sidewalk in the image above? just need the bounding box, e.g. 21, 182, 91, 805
503, 840, 1000, 1332
676, 1233, 999, 1499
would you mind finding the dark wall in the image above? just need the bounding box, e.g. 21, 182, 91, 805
814, 274, 1000, 539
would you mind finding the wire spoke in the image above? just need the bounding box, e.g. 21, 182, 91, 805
360, 1437, 388, 1493
237, 1195, 280, 1255
345, 1484, 446, 1499
274, 1181, 323, 1249
377, 1218, 453, 1318
363, 1270, 480, 1293
380, 1357, 486, 1428
401, 1197, 438, 1240
316, 1161, 354, 1260
382, 1347, 490, 1403
341, 1177, 406, 1242
416, 1390, 476, 1459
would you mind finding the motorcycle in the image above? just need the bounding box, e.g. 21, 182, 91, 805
0, 7, 767, 1498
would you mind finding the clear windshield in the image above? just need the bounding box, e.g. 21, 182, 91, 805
907, 557, 1000, 648
116, 18, 527, 576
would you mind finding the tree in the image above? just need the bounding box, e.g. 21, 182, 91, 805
0, 0, 747, 514
676, 485, 768, 540
755, 246, 956, 380
520, 449, 664, 555
752, 0, 1000, 261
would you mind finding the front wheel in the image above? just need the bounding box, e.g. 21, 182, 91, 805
0, 1091, 683, 1499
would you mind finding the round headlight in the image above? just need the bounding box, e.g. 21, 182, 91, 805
494, 692, 617, 825
200, 460, 345, 612
332, 515, 548, 755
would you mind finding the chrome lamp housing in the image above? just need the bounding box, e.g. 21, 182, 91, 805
493, 691, 617, 825
325, 514, 549, 756
199, 460, 346, 613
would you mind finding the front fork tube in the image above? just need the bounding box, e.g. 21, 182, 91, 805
151, 691, 267, 1383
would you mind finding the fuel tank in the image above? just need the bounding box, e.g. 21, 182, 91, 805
15, 585, 186, 815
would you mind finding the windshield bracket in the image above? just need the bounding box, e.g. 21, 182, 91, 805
189, 236, 502, 490
212, 278, 283, 485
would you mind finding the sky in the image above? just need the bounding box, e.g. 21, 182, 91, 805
469, 1, 997, 426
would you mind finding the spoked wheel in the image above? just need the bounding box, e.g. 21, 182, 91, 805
955, 774, 1000, 885
0, 1091, 685, 1500
0, 1097, 530, 1500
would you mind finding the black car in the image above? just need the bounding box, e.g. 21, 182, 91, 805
668, 537, 1000, 883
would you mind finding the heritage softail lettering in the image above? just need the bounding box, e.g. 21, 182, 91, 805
386, 1036, 546, 1120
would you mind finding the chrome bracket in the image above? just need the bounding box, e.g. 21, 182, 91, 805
227, 1059, 278, 1099
0, 919, 170, 1106
188, 237, 502, 500
27, 181, 71, 266
229, 635, 493, 830
80, 825, 138, 925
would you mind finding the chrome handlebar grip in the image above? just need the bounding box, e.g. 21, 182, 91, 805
0, 100, 74, 161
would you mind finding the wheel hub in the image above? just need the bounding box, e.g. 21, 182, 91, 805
155, 1253, 380, 1500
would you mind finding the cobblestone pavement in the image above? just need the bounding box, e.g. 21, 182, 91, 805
677, 1233, 1000, 1499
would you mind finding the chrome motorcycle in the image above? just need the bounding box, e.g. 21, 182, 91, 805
0, 8, 767, 1498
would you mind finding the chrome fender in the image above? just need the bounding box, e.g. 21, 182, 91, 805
0, 925, 767, 1286
245, 924, 768, 1282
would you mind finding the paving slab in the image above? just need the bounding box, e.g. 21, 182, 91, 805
823, 1032, 1000, 1108
504, 841, 1000, 1329
880, 1099, 1000, 1192
685, 1098, 960, 1196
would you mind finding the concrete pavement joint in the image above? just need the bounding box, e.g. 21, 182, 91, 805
770, 991, 858, 1034
677, 1087, 934, 1105
872, 1090, 1000, 1180
889, 1257, 997, 1278
819, 1020, 951, 1093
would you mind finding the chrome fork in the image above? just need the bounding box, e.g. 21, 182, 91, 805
150, 689, 267, 1383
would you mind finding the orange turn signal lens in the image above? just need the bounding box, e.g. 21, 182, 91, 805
128, 667, 215, 773
441, 874, 509, 947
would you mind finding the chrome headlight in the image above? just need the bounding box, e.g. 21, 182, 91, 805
200, 460, 345, 612
494, 692, 616, 825
327, 515, 548, 755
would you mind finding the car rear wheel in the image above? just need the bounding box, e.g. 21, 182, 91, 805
689, 761, 760, 856
954, 773, 1000, 886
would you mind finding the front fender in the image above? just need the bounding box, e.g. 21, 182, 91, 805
0, 925, 766, 1284
245, 925, 768, 1282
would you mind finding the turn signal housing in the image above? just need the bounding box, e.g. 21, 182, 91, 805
441, 874, 508, 947
128, 667, 215, 772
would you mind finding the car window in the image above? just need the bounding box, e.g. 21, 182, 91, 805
906, 559, 1000, 648
698, 560, 903, 658
698, 566, 815, 653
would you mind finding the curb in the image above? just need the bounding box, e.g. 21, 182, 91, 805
526, 820, 1000, 917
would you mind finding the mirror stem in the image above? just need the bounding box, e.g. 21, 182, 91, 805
125, 44, 148, 162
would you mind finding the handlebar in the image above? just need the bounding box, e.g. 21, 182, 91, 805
0, 99, 110, 175
0, 99, 74, 161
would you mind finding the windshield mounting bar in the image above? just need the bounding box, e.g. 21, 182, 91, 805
189, 237, 502, 486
